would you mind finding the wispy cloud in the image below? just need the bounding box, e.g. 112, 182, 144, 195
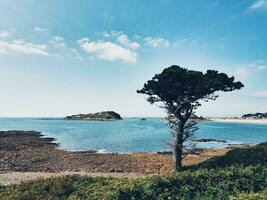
78, 37, 137, 63
0, 39, 49, 56
0, 31, 11, 38
252, 90, 267, 97
49, 36, 66, 49
235, 67, 249, 78
70, 48, 85, 61
144, 37, 170, 48
117, 34, 141, 50
234, 60, 267, 78
34, 27, 46, 32
248, 0, 267, 11
102, 30, 124, 38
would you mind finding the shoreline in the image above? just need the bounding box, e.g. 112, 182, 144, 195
0, 130, 254, 185
0, 130, 235, 175
210, 118, 267, 124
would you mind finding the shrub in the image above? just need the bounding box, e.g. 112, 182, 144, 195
0, 166, 266, 200
188, 142, 267, 170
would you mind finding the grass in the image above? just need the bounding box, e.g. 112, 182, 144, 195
188, 142, 267, 170
0, 142, 267, 200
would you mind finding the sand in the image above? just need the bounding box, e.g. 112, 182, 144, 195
210, 118, 267, 124
0, 171, 145, 185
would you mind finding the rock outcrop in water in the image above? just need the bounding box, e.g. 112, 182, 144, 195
64, 111, 122, 121
166, 113, 208, 122
192, 138, 227, 143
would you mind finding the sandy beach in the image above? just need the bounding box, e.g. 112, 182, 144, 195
0, 172, 146, 185
210, 118, 267, 124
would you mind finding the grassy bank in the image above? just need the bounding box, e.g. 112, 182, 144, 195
0, 143, 266, 200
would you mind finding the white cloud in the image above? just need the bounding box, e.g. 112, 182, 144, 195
53, 36, 64, 42
144, 37, 170, 47
129, 42, 141, 50
13, 39, 25, 44
70, 48, 85, 61
257, 65, 266, 70
78, 38, 137, 63
49, 36, 66, 49
0, 31, 11, 38
34, 27, 46, 32
248, 0, 267, 11
77, 38, 89, 44
103, 30, 124, 38
234, 60, 266, 78
117, 34, 128, 45
0, 40, 49, 56
117, 34, 141, 50
250, 60, 267, 70
235, 67, 249, 78
252, 90, 267, 97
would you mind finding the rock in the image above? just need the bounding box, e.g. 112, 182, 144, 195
108, 168, 123, 172
64, 111, 122, 121
165, 114, 209, 122
108, 168, 116, 172
157, 151, 172, 155
193, 138, 227, 143
140, 118, 146, 121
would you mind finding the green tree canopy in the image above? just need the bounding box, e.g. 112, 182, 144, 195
138, 65, 244, 110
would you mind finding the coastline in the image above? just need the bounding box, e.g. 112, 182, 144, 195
209, 118, 267, 124
0, 130, 236, 184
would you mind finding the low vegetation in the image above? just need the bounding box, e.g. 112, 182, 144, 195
242, 112, 267, 119
0, 142, 266, 200
188, 142, 267, 170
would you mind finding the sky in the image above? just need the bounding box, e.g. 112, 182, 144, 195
0, 0, 267, 117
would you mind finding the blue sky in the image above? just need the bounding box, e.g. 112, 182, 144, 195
0, 0, 267, 117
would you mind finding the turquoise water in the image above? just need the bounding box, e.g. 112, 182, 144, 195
0, 118, 267, 153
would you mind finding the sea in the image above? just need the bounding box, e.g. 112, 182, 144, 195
0, 117, 267, 153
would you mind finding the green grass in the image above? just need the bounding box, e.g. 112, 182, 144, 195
1, 142, 267, 200
230, 190, 267, 200
188, 142, 267, 170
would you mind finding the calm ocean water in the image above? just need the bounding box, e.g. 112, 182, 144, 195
0, 117, 267, 153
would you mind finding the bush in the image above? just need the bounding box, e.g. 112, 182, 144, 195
230, 190, 267, 200
188, 142, 267, 170
0, 166, 266, 200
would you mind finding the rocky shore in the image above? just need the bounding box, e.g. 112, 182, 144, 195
0, 130, 233, 175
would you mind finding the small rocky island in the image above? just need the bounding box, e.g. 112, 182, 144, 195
64, 111, 122, 121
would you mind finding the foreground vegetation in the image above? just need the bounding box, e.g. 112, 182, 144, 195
0, 143, 266, 200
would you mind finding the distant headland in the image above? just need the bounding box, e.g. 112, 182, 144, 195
64, 111, 122, 121
210, 112, 267, 124
242, 112, 267, 119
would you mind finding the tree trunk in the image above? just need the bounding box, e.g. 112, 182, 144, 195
173, 122, 184, 172
174, 138, 183, 171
